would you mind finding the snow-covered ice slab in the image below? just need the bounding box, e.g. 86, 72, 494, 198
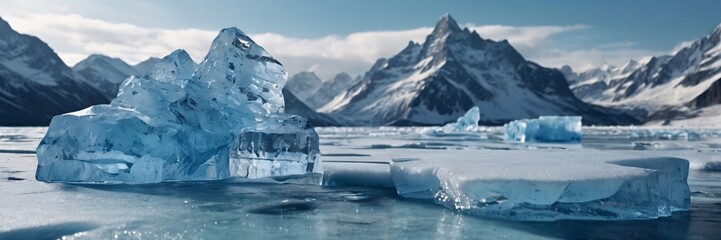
504, 116, 582, 142
35, 28, 320, 184
390, 149, 690, 221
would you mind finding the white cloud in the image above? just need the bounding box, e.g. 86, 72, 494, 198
467, 24, 588, 49
531, 48, 662, 72
3, 13, 217, 66
2, 12, 661, 78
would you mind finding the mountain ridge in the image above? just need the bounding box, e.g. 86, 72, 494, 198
563, 22, 721, 124
321, 14, 639, 126
0, 17, 108, 126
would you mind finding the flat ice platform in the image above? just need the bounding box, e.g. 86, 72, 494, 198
323, 147, 691, 221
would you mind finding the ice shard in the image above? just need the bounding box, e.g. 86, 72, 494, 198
35, 28, 321, 184
504, 116, 582, 143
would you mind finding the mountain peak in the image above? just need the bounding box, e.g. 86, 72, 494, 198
290, 71, 321, 81
73, 54, 132, 72
86, 54, 113, 61
432, 14, 462, 36
710, 23, 721, 41
0, 17, 11, 32
560, 65, 574, 73
332, 72, 351, 80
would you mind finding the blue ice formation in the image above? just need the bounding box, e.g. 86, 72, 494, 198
503, 116, 582, 143
390, 149, 690, 221
441, 106, 480, 132
230, 113, 322, 183
35, 28, 322, 184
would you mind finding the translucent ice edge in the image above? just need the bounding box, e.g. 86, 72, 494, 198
35, 28, 323, 184
504, 116, 582, 143
389, 150, 690, 221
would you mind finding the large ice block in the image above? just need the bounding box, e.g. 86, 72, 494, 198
441, 106, 480, 132
230, 113, 322, 182
36, 28, 320, 184
503, 116, 582, 142
390, 149, 690, 221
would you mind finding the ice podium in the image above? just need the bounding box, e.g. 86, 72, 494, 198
35, 28, 321, 184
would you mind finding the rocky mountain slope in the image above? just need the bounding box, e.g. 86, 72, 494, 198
0, 17, 108, 126
563, 23, 721, 123
321, 14, 638, 126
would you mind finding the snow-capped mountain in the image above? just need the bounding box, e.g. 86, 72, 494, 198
0, 17, 108, 126
561, 60, 644, 102
73, 54, 139, 99
134, 57, 161, 76
320, 14, 638, 126
563, 23, 721, 122
285, 71, 323, 104
304, 72, 361, 109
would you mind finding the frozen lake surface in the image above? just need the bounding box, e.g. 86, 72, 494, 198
1, 126, 720, 239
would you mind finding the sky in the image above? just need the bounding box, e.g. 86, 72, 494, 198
1, 0, 720, 79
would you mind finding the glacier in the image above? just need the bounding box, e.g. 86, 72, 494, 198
389, 149, 690, 221
504, 116, 582, 142
35, 27, 322, 184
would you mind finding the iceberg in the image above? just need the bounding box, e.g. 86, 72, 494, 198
441, 106, 480, 132
423, 106, 489, 139
503, 116, 582, 142
35, 28, 321, 184
389, 149, 690, 221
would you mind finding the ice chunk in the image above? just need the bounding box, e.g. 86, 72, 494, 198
195, 28, 286, 119
35, 28, 319, 184
504, 116, 582, 142
701, 161, 721, 171
229, 113, 322, 182
389, 149, 690, 221
441, 106, 480, 132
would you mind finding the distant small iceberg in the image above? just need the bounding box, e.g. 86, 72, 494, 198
504, 116, 582, 143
